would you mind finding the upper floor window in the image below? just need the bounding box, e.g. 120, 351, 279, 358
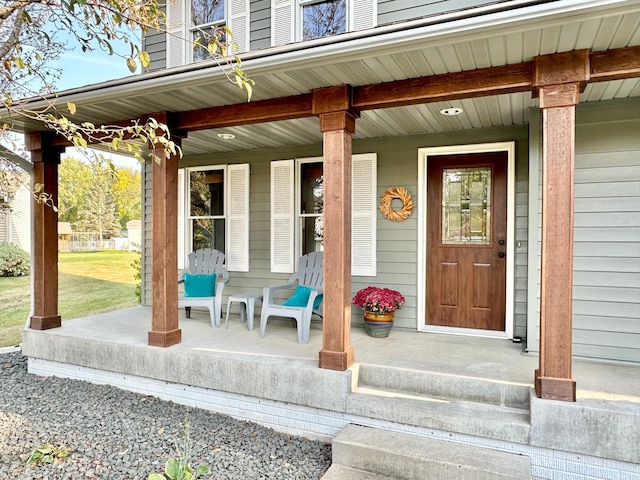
190, 0, 226, 62
300, 0, 347, 41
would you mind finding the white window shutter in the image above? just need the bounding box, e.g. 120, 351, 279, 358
272, 0, 294, 46
352, 0, 376, 31
352, 153, 377, 276
271, 160, 295, 273
177, 168, 185, 270
228, 0, 249, 53
227, 163, 250, 272
167, 0, 186, 67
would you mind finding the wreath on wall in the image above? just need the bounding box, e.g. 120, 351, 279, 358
379, 186, 414, 222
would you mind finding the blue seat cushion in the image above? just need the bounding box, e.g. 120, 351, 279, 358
184, 273, 216, 297
283, 285, 323, 309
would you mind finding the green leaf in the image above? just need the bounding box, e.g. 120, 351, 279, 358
148, 474, 165, 480
165, 458, 180, 477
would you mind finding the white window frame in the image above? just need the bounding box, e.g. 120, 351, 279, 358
270, 154, 376, 276
294, 156, 324, 261
179, 163, 250, 272
297, 0, 349, 42
188, 0, 227, 63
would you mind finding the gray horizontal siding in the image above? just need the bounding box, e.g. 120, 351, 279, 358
378, 0, 515, 26
250, 0, 271, 51
142, 4, 167, 72
527, 99, 640, 365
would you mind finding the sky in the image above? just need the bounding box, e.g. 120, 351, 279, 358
52, 35, 143, 170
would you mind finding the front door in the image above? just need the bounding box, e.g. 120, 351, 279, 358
426, 152, 507, 331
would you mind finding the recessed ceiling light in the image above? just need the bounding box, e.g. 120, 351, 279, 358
440, 107, 464, 116
217, 133, 236, 140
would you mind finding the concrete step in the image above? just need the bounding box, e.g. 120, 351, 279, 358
331, 424, 531, 480
322, 464, 397, 479
346, 387, 530, 443
357, 364, 531, 409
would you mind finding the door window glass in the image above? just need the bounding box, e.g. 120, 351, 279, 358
442, 167, 491, 245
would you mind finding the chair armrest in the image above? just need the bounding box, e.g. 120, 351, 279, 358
263, 282, 297, 304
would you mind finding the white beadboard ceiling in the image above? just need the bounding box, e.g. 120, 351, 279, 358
9, 1, 640, 157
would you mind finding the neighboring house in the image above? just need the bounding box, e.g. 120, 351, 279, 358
0, 173, 31, 253
6, 0, 640, 477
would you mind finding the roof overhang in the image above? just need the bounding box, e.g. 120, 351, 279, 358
5, 0, 639, 157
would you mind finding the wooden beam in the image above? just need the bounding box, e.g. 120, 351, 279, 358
26, 132, 64, 330
590, 46, 640, 82
176, 94, 314, 131
353, 62, 534, 110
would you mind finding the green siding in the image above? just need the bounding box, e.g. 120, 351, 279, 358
527, 99, 640, 365
143, 126, 528, 336
250, 0, 271, 50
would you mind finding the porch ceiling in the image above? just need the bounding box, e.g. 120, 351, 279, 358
9, 1, 640, 156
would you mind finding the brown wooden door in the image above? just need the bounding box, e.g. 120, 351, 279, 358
426, 152, 507, 331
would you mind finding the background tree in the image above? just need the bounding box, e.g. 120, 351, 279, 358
111, 166, 141, 228
58, 157, 93, 225
76, 166, 121, 240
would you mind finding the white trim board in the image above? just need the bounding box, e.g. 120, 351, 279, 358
417, 142, 516, 339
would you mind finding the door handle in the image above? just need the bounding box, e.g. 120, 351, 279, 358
498, 252, 505, 259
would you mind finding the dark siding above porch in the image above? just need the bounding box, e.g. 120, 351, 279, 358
377, 0, 541, 26
250, 0, 271, 51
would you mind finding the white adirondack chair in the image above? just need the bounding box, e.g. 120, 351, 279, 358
260, 252, 323, 344
178, 248, 229, 327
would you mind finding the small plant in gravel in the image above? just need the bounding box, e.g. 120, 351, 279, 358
25, 443, 70, 466
149, 457, 210, 480
149, 415, 210, 480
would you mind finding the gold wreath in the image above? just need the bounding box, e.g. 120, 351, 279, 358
379, 187, 413, 222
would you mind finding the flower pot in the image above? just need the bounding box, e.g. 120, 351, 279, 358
363, 311, 394, 338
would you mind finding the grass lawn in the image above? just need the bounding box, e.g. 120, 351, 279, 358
0, 250, 139, 348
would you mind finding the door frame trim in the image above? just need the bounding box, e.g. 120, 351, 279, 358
417, 142, 516, 339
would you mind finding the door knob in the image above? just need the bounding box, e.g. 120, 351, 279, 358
498, 252, 505, 259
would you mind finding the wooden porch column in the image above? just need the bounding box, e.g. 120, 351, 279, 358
314, 86, 358, 371
26, 132, 64, 330
148, 135, 182, 347
533, 51, 589, 401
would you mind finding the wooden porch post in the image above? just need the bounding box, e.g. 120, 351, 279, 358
533, 51, 589, 401
314, 86, 358, 371
148, 134, 182, 347
26, 132, 64, 330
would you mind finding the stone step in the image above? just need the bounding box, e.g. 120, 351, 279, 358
331, 424, 531, 480
322, 464, 397, 479
357, 364, 531, 409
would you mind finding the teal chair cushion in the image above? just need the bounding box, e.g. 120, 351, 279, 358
283, 285, 323, 309
184, 273, 216, 297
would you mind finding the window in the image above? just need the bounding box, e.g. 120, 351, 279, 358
300, 0, 346, 41
270, 154, 377, 276
178, 164, 249, 272
190, 0, 226, 62
188, 167, 226, 252
271, 0, 374, 47
298, 160, 324, 255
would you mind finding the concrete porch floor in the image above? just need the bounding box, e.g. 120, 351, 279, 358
21, 305, 640, 400
20, 306, 640, 476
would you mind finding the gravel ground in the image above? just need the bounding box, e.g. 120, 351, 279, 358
0, 351, 332, 479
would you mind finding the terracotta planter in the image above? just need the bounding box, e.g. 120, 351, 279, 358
363, 311, 394, 338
